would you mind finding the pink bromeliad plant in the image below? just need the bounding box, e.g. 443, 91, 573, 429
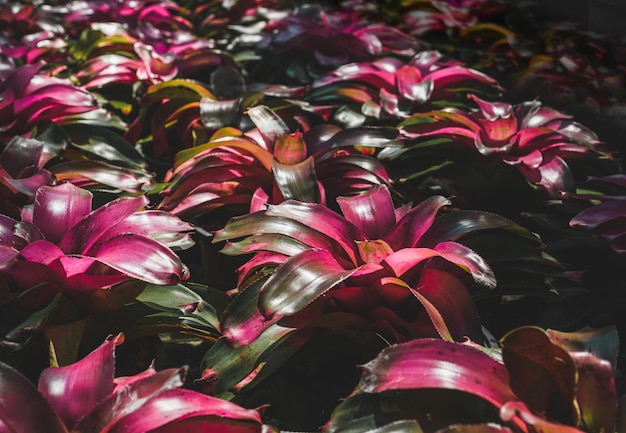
307, 50, 503, 127
0, 62, 111, 142
395, 94, 613, 198
213, 184, 496, 344
0, 182, 193, 310
0, 333, 267, 432
198, 182, 555, 425
157, 105, 398, 227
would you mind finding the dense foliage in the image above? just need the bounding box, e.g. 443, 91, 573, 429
1, 0, 625, 431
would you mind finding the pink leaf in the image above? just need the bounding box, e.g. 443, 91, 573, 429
385, 195, 450, 250
433, 241, 496, 288
72, 368, 186, 432
19, 239, 64, 265
38, 335, 119, 428
258, 249, 358, 318
104, 388, 262, 433
57, 195, 148, 255
33, 183, 92, 245
337, 185, 397, 240
355, 338, 521, 429
87, 233, 189, 285
0, 361, 68, 433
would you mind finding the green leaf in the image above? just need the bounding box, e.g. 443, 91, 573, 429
136, 283, 223, 331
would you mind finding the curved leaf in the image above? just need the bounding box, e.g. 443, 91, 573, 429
433, 241, 496, 288
247, 105, 290, 151
385, 195, 451, 250
272, 156, 320, 202
33, 183, 92, 245
547, 326, 619, 371
200, 323, 295, 394
380, 277, 454, 342
258, 249, 358, 319
355, 339, 519, 412
337, 185, 396, 240
87, 233, 189, 285
265, 200, 364, 263
500, 401, 586, 433
499, 326, 579, 426
57, 195, 148, 255
0, 361, 68, 433
72, 368, 186, 432
105, 388, 262, 433
215, 206, 358, 266
51, 160, 154, 193
98, 210, 195, 249
38, 335, 118, 428
417, 210, 540, 247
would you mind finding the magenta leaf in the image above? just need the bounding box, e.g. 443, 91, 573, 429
265, 200, 364, 264
57, 194, 148, 254
72, 367, 186, 432
354, 339, 521, 427
87, 233, 189, 285
570, 199, 626, 230
4, 168, 55, 197
337, 184, 397, 240
258, 248, 358, 318
385, 195, 451, 250
104, 388, 262, 433
0, 361, 68, 433
215, 211, 353, 266
19, 239, 64, 265
381, 277, 454, 341
382, 247, 441, 277
0, 137, 45, 177
33, 183, 92, 245
220, 233, 310, 258
432, 241, 496, 288
38, 335, 118, 428
414, 268, 482, 341
98, 210, 195, 249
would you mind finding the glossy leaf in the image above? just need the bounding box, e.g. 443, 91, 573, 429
33, 183, 92, 245
0, 361, 68, 433
57, 194, 148, 255
258, 248, 358, 319
105, 388, 262, 433
353, 338, 523, 430
385, 195, 451, 250
272, 156, 320, 202
71, 367, 187, 432
38, 335, 118, 428
87, 233, 189, 285
337, 184, 396, 241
